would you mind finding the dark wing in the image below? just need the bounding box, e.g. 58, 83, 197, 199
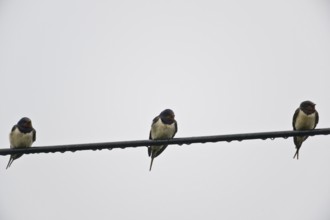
172, 120, 178, 138
148, 129, 152, 156
149, 130, 152, 140
32, 129, 36, 142
11, 125, 17, 132
148, 116, 160, 156
149, 116, 159, 140
148, 129, 152, 157
292, 108, 299, 130
152, 116, 160, 125
314, 111, 319, 128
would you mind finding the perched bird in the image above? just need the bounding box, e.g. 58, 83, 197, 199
6, 117, 36, 169
148, 109, 177, 171
292, 101, 318, 159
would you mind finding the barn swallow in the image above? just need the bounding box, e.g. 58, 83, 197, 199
148, 109, 177, 171
6, 117, 36, 169
292, 101, 319, 159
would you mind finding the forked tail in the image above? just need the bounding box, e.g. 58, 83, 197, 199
149, 156, 155, 171
6, 157, 14, 169
293, 149, 300, 160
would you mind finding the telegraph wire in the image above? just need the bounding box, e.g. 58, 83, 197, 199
0, 128, 329, 156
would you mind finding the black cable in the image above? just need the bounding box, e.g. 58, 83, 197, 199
0, 128, 329, 156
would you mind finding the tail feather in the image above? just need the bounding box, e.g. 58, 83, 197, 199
293, 149, 300, 160
149, 156, 155, 171
6, 154, 22, 169
293, 137, 303, 160
6, 157, 14, 169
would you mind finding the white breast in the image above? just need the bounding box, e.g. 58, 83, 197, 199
9, 128, 34, 149
294, 110, 317, 130
150, 118, 176, 140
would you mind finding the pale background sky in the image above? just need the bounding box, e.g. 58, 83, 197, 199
0, 0, 330, 219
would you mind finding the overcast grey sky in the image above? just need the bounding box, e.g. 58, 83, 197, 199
1, 0, 330, 219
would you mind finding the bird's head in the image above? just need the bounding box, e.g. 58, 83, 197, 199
159, 109, 175, 124
300, 100, 316, 115
17, 117, 33, 129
